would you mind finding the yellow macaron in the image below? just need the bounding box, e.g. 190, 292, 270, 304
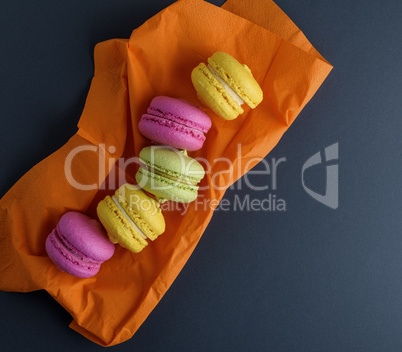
97, 183, 165, 253
191, 51, 263, 120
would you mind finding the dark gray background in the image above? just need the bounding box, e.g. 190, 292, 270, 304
1, 0, 401, 351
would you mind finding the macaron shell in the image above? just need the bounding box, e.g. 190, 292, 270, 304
191, 63, 242, 120
97, 196, 148, 253
46, 228, 101, 278
139, 115, 204, 151
139, 96, 212, 151
57, 211, 115, 262
208, 51, 263, 108
114, 184, 165, 241
135, 167, 198, 203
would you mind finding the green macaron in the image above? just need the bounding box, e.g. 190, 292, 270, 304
135, 146, 205, 203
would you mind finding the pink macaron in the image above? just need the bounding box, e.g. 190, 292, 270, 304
45, 212, 115, 278
138, 96, 212, 151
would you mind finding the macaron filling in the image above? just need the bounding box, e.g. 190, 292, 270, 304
146, 165, 198, 186
111, 195, 148, 240
147, 106, 209, 133
137, 167, 199, 191
140, 114, 206, 142
207, 64, 245, 107
139, 159, 202, 186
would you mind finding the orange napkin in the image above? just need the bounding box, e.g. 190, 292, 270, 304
0, 0, 332, 346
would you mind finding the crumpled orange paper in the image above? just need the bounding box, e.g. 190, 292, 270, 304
0, 0, 332, 346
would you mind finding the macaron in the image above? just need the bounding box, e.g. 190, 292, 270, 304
191, 51, 263, 120
97, 183, 165, 253
135, 145, 205, 203
45, 212, 115, 278
138, 96, 212, 151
